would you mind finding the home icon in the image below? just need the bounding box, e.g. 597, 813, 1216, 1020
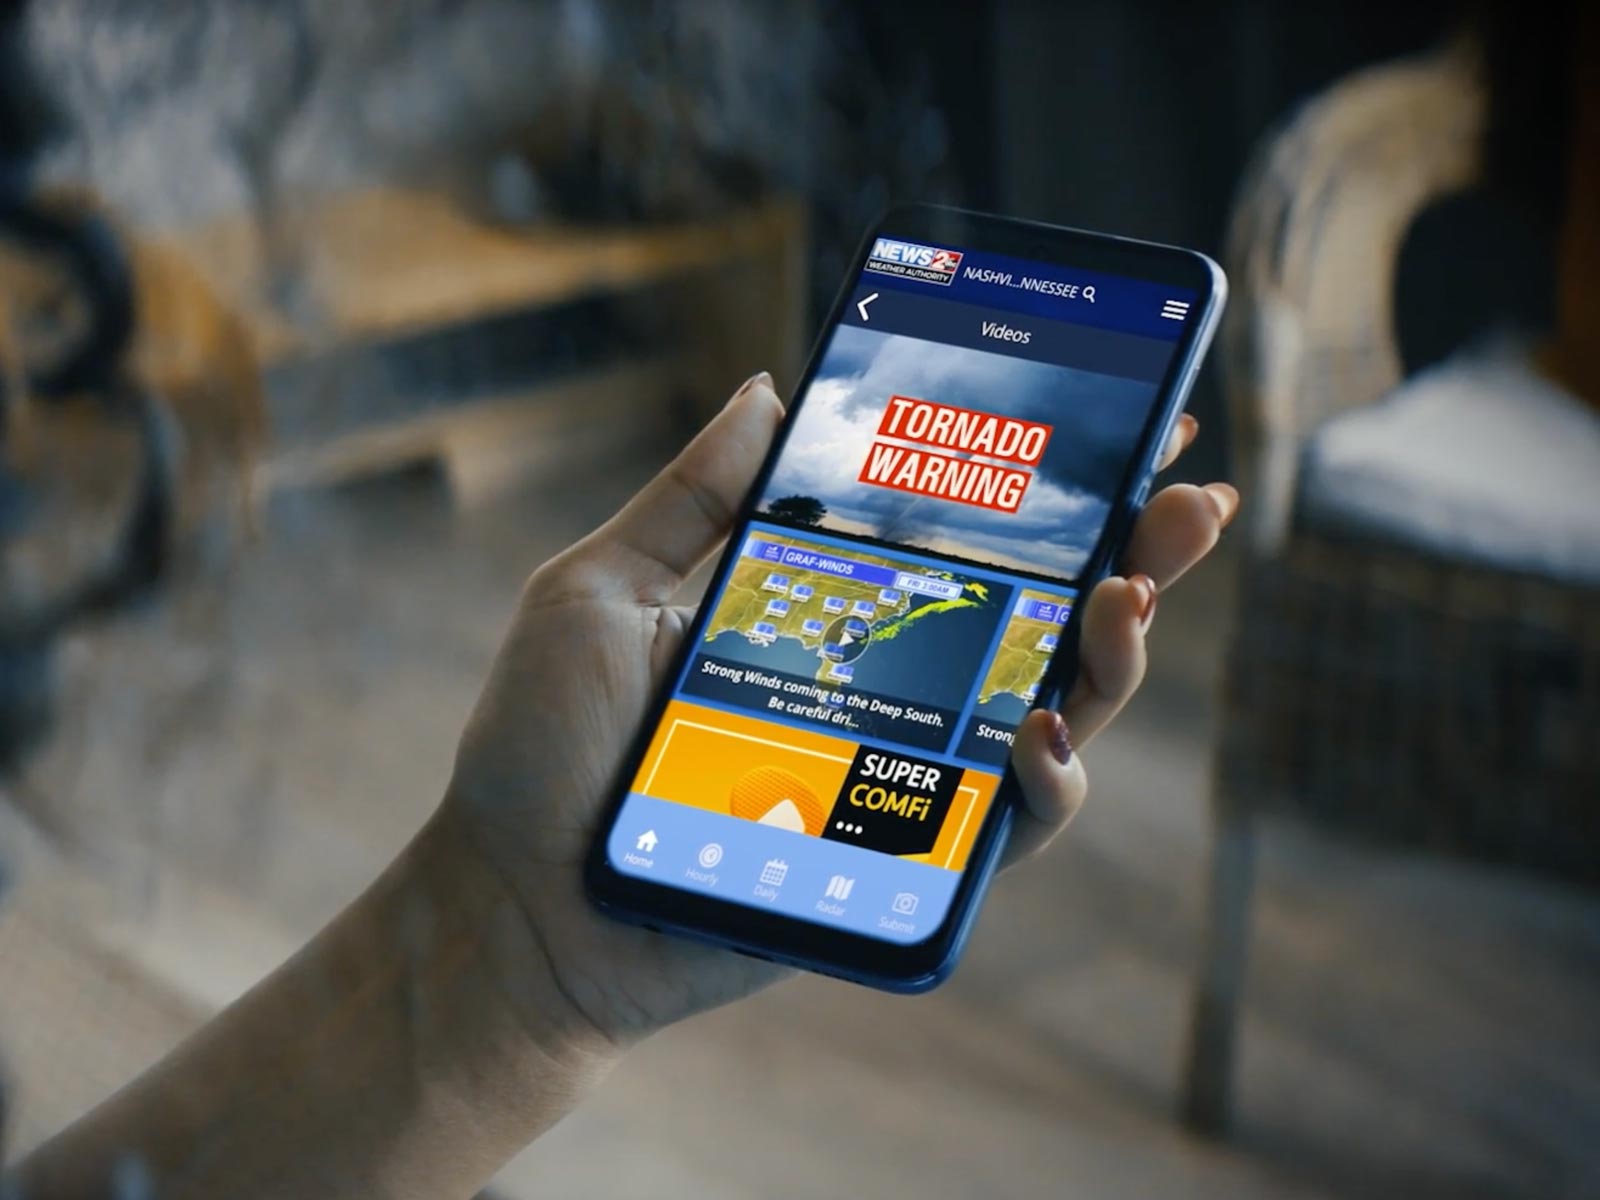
635, 830, 659, 853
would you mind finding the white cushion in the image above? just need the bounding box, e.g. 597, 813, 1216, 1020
1299, 336, 1600, 587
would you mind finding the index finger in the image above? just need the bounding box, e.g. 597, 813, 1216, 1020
1122, 481, 1238, 590
1156, 413, 1199, 472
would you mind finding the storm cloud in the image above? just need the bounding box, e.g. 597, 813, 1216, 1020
760, 325, 1158, 579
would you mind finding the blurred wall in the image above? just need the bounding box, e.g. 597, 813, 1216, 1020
27, 0, 821, 230
22, 0, 1497, 489
991, 0, 1463, 480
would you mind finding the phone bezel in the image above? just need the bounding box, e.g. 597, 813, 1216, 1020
584, 204, 1225, 990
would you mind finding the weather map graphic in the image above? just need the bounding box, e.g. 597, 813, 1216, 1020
977, 590, 1072, 708
956, 588, 1076, 766
681, 528, 1011, 751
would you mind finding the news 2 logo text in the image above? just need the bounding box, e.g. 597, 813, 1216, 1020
866, 238, 963, 286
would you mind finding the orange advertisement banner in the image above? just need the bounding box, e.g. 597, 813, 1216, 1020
633, 700, 999, 871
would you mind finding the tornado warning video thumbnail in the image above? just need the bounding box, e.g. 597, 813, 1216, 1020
758, 324, 1160, 582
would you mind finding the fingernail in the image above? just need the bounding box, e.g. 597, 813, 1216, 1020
1047, 711, 1073, 766
733, 370, 773, 401
1204, 483, 1239, 525
1130, 573, 1158, 632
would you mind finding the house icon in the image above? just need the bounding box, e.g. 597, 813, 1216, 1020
635, 830, 659, 852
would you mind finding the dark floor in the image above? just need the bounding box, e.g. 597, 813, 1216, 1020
3, 443, 1598, 1198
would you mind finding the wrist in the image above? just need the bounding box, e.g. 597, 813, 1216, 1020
11, 800, 625, 1198
397, 802, 623, 1093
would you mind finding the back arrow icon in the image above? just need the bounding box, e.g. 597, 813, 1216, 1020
857, 292, 879, 321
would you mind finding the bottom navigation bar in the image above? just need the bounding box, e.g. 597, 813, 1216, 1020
608, 793, 962, 945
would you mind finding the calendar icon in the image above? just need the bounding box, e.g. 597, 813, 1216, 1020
760, 859, 789, 887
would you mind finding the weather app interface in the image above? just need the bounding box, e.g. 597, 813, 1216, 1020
610, 233, 1194, 943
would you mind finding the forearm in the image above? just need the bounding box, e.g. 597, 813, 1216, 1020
10, 805, 619, 1199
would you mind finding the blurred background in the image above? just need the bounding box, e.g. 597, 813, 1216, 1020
0, 1, 1596, 1196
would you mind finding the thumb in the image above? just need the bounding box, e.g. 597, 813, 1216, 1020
581, 372, 784, 599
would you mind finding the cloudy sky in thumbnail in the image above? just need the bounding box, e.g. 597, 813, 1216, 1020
760, 325, 1159, 579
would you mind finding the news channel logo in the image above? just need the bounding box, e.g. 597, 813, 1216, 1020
865, 238, 963, 286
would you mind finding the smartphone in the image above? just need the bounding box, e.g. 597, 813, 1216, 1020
586, 205, 1224, 991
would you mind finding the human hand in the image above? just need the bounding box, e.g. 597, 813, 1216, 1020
444, 372, 1237, 1051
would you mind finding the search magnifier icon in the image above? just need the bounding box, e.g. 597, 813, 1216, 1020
1082, 285, 1097, 303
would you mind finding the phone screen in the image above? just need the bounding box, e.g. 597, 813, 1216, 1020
606, 230, 1196, 944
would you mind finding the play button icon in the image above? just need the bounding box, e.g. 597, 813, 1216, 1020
819, 615, 871, 664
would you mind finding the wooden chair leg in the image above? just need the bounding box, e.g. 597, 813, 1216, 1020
1180, 796, 1258, 1135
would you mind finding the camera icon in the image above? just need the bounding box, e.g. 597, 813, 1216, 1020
891, 892, 919, 916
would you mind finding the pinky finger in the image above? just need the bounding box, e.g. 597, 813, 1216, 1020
1000, 709, 1088, 868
